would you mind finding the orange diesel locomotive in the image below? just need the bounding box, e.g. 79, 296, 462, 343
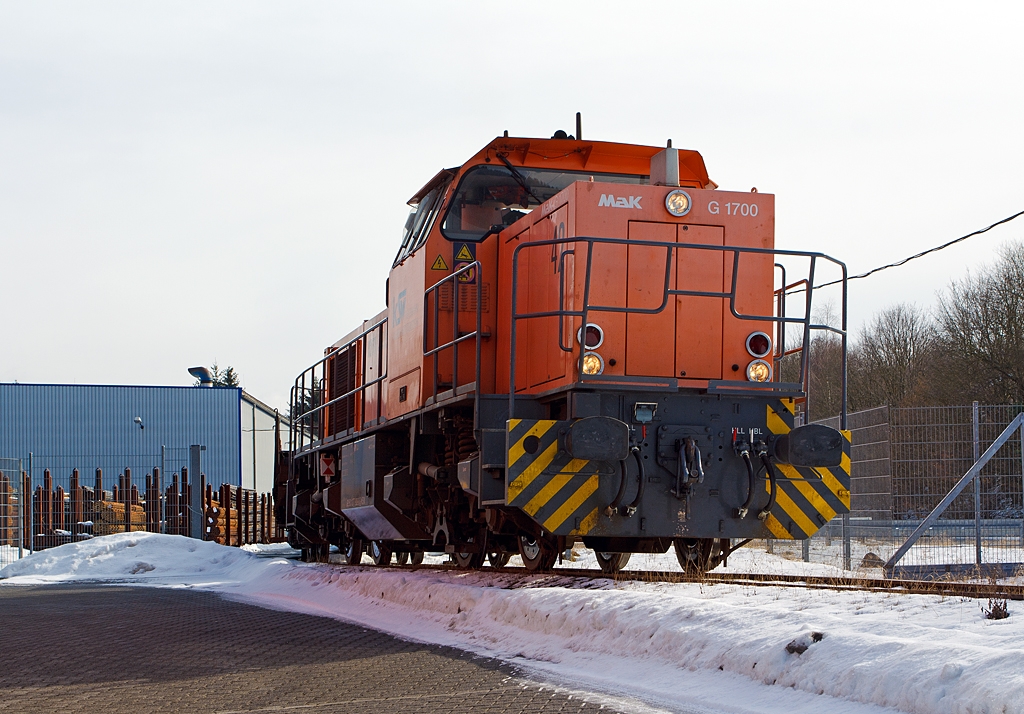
280, 124, 850, 573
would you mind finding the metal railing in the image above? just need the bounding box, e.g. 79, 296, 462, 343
508, 236, 848, 422
422, 260, 484, 407
290, 318, 387, 454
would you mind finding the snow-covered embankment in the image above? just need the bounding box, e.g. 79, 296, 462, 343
2, 533, 1021, 714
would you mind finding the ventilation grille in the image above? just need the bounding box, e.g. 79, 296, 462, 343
438, 283, 490, 313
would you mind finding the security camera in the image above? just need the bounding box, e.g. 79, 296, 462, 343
134, 416, 144, 430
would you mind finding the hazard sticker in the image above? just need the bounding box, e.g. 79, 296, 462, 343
454, 243, 477, 284
319, 453, 336, 479
431, 254, 449, 271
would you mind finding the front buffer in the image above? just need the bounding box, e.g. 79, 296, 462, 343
505, 397, 851, 548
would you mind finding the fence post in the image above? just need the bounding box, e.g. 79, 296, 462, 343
973, 401, 981, 565
160, 445, 167, 535
189, 446, 204, 539
122, 468, 130, 533
17, 460, 24, 559
27, 453, 33, 553
179, 467, 187, 532
236, 486, 244, 546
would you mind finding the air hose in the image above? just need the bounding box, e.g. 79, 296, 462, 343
736, 450, 756, 519
758, 453, 778, 521
622, 446, 645, 516
604, 458, 629, 517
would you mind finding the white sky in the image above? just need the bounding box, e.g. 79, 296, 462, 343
2, 1, 1022, 411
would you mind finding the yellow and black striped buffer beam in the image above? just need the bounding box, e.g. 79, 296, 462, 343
506, 419, 604, 536
762, 399, 852, 540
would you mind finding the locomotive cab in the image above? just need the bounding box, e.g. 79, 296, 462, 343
282, 131, 851, 573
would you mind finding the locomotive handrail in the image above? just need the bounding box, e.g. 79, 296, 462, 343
508, 235, 848, 430
290, 317, 388, 454
422, 260, 483, 417
773, 263, 788, 378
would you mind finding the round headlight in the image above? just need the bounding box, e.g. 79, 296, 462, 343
581, 352, 604, 375
665, 189, 692, 217
746, 332, 772, 358
576, 323, 604, 349
746, 359, 772, 383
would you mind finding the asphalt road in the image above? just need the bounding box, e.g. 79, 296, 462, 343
0, 584, 631, 713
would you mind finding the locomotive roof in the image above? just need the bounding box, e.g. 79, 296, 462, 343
408, 137, 711, 204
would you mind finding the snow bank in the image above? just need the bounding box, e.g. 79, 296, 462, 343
3, 534, 1021, 714
0, 532, 274, 585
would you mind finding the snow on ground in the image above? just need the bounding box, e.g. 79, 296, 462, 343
3, 534, 1022, 714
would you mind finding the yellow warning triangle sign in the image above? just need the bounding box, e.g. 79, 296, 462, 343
455, 244, 474, 261
431, 254, 449, 270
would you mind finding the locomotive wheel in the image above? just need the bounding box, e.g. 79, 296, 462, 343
518, 535, 557, 572
370, 540, 392, 566
394, 551, 410, 566
346, 539, 364, 565
410, 551, 425, 566
301, 544, 329, 563
487, 551, 511, 569
595, 551, 631, 574
454, 531, 486, 569
674, 538, 721, 574
455, 550, 485, 569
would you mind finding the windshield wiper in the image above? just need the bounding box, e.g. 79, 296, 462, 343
497, 153, 542, 205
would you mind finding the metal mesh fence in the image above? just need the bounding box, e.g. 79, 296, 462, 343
0, 458, 24, 569
0, 448, 272, 565
889, 404, 1024, 573
756, 404, 1024, 577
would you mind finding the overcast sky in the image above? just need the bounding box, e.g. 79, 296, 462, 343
2, 2, 1022, 411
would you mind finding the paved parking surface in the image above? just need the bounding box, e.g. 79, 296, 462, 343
0, 584, 624, 713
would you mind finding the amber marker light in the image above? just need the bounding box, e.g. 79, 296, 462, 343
665, 189, 692, 217
581, 352, 605, 375
746, 359, 772, 382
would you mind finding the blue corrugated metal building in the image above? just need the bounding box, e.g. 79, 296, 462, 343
0, 383, 279, 492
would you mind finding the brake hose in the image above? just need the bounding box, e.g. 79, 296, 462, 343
605, 457, 629, 517
622, 446, 644, 516
736, 450, 756, 519
758, 453, 778, 520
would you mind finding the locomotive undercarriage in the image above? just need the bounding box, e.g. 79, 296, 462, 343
284, 387, 849, 574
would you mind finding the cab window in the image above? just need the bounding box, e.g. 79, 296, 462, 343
393, 181, 448, 267
440, 165, 647, 243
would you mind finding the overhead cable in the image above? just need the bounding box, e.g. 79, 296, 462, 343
808, 209, 1024, 291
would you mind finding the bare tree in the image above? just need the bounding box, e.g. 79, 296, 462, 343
848, 303, 934, 410
806, 301, 845, 420
936, 241, 1024, 404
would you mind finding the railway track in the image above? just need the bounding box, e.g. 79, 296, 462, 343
350, 560, 1024, 601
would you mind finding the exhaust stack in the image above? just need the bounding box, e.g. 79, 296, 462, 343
188, 366, 214, 387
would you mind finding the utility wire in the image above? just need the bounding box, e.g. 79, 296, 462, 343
801, 209, 1024, 292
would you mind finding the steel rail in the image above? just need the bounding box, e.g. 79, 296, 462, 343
328, 561, 1024, 600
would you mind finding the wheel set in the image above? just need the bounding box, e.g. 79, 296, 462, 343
329, 535, 721, 576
